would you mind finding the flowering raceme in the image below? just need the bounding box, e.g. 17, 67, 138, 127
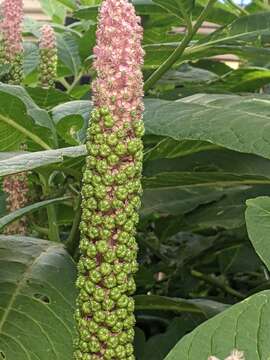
39, 24, 57, 88
74, 0, 144, 359
2, 173, 28, 234
0, 0, 24, 83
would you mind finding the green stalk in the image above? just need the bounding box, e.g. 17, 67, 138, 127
39, 174, 60, 242
144, 0, 218, 93
66, 195, 81, 256
225, 0, 249, 16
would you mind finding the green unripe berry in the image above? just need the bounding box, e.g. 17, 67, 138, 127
102, 298, 115, 311
99, 144, 111, 157
115, 345, 126, 359
103, 274, 117, 288
96, 159, 108, 174
86, 244, 97, 258
97, 327, 110, 342
103, 249, 116, 263
89, 270, 102, 284
85, 280, 95, 294
99, 199, 111, 212
104, 349, 115, 359
81, 302, 91, 315
100, 107, 109, 116
105, 313, 117, 327
117, 295, 129, 308
104, 115, 114, 128
93, 310, 106, 324
90, 300, 102, 312
115, 143, 127, 156
112, 321, 124, 333
96, 240, 109, 254
89, 336, 101, 353
107, 154, 119, 166
110, 287, 122, 301
127, 139, 141, 154
93, 287, 105, 302
100, 263, 112, 276
88, 320, 99, 334
95, 133, 105, 144
106, 133, 118, 146
107, 336, 119, 349
116, 187, 128, 201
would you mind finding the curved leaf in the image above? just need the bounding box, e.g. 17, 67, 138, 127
245, 196, 270, 271
0, 236, 76, 360
165, 290, 270, 360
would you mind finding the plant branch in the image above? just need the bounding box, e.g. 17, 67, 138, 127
144, 0, 218, 92
191, 269, 245, 299
39, 174, 60, 242
225, 0, 249, 16
66, 195, 81, 256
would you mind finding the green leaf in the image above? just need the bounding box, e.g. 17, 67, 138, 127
0, 84, 55, 150
40, 0, 67, 23
144, 95, 270, 160
0, 146, 86, 176
165, 290, 270, 360
135, 295, 228, 318
57, 33, 81, 77
0, 236, 76, 360
55, 0, 77, 10
26, 87, 72, 109
246, 196, 270, 271
153, 0, 195, 20
0, 196, 70, 231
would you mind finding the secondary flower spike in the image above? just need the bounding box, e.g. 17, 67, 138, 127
3, 173, 29, 234
0, 0, 24, 83
74, 0, 144, 359
39, 24, 57, 88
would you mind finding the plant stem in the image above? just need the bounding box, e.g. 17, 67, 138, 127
225, 0, 249, 16
191, 269, 245, 299
66, 195, 81, 256
39, 174, 60, 242
144, 0, 218, 92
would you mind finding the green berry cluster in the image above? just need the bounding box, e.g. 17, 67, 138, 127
74, 107, 144, 360
39, 48, 57, 88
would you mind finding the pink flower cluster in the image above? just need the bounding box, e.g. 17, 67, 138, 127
39, 24, 56, 50
92, 0, 144, 127
3, 173, 28, 234
1, 0, 24, 60
209, 350, 245, 360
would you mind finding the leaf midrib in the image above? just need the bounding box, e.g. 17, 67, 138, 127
0, 114, 52, 150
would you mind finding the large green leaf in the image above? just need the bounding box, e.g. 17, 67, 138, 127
0, 236, 76, 360
135, 295, 228, 318
0, 146, 86, 176
144, 95, 270, 160
152, 0, 195, 20
40, 0, 67, 23
165, 290, 270, 360
0, 84, 55, 150
245, 196, 270, 271
57, 33, 81, 77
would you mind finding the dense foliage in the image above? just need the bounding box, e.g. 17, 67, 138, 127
1, 0, 270, 359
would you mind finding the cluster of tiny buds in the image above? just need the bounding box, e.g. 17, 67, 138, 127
0, 0, 24, 84
74, 106, 144, 359
2, 172, 29, 234
209, 350, 245, 360
39, 24, 57, 88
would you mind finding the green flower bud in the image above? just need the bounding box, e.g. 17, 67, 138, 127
97, 327, 110, 342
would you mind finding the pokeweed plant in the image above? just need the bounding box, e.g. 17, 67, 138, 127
74, 0, 144, 359
39, 24, 58, 88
